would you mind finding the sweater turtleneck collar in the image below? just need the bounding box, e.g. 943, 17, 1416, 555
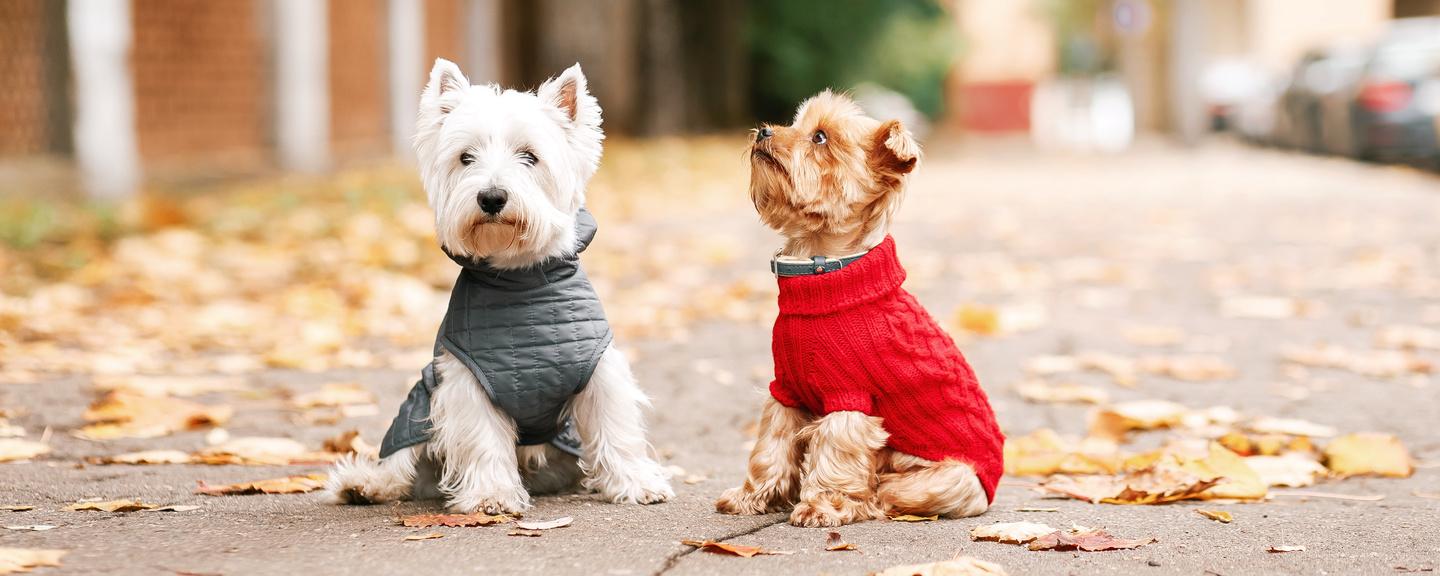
442, 207, 598, 291
776, 235, 907, 316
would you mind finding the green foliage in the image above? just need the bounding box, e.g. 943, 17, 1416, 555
0, 201, 58, 249
746, 0, 960, 122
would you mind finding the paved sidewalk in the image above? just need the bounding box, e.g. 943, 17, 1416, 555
2, 139, 1439, 575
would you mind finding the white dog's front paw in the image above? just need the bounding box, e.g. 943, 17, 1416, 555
327, 456, 411, 505
446, 488, 531, 515
596, 464, 674, 505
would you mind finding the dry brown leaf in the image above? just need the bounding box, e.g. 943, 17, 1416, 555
146, 505, 202, 512
1247, 417, 1337, 438
1041, 443, 1264, 504
0, 440, 48, 463
0, 507, 34, 512
825, 531, 860, 552
80, 391, 232, 439
1015, 380, 1110, 405
193, 437, 336, 466
88, 449, 193, 465
955, 303, 1046, 337
1088, 400, 1190, 442
1375, 325, 1440, 350
1280, 343, 1431, 377
66, 500, 157, 512
1324, 433, 1414, 478
1266, 545, 1305, 553
404, 533, 444, 541
1195, 509, 1233, 523
871, 556, 1008, 576
322, 430, 379, 459
887, 514, 939, 522
514, 517, 572, 530
401, 512, 515, 528
194, 474, 328, 496
1028, 528, 1155, 551
0, 548, 66, 575
507, 529, 543, 537
970, 522, 1057, 544
681, 540, 794, 557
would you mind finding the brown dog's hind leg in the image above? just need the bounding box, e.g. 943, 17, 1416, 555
715, 398, 813, 515
788, 411, 888, 527
877, 451, 988, 519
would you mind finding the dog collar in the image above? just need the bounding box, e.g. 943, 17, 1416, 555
770, 248, 870, 277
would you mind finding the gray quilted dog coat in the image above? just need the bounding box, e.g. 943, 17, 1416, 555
378, 207, 612, 458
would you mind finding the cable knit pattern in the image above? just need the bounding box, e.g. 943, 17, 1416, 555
769, 236, 1005, 503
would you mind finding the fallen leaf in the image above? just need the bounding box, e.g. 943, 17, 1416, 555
1324, 433, 1414, 478
2, 526, 54, 531
1137, 355, 1235, 381
1041, 443, 1265, 504
1266, 545, 1305, 553
1195, 509, 1232, 523
1015, 380, 1110, 405
80, 391, 232, 439
514, 517, 572, 530
400, 512, 515, 528
1280, 343, 1431, 377
0, 507, 33, 512
871, 556, 1009, 576
684, 474, 707, 484
1374, 325, 1440, 350
67, 500, 158, 512
1015, 507, 1058, 512
680, 540, 794, 557
1220, 296, 1320, 319
145, 505, 202, 512
1003, 429, 1121, 476
1244, 454, 1327, 487
888, 514, 939, 522
970, 522, 1057, 544
0, 440, 48, 463
507, 529, 543, 537
88, 450, 194, 465
194, 474, 327, 495
956, 303, 1047, 337
1027, 527, 1155, 551
1247, 417, 1337, 438
321, 430, 379, 460
404, 533, 444, 541
1412, 491, 1440, 499
193, 437, 335, 466
0, 548, 66, 574
825, 531, 860, 552
1088, 400, 1190, 442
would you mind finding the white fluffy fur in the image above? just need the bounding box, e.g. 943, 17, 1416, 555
327, 59, 672, 513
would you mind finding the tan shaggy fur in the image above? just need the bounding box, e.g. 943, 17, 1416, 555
718, 91, 989, 527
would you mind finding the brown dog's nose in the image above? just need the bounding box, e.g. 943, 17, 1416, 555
757, 127, 773, 140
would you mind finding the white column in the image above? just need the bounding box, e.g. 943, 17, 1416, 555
465, 0, 502, 86
389, 0, 424, 158
68, 0, 139, 200
274, 0, 330, 173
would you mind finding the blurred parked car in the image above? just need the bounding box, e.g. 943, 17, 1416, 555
1274, 42, 1369, 153
1349, 18, 1440, 164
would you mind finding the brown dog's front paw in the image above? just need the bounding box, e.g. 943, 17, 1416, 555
716, 487, 765, 515
789, 502, 848, 527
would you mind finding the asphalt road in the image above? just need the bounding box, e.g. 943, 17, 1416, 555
2, 138, 1439, 576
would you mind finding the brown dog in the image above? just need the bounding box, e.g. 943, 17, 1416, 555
716, 92, 1003, 527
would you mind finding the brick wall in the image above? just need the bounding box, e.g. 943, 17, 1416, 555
132, 0, 265, 164
330, 0, 389, 159
425, 0, 465, 74
0, 0, 51, 157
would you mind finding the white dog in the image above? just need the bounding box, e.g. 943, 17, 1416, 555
327, 59, 673, 514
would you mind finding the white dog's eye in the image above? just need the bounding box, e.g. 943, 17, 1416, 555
518, 150, 538, 166
460, 152, 476, 166
811, 131, 827, 145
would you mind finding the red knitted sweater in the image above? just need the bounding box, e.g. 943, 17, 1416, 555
769, 236, 1004, 503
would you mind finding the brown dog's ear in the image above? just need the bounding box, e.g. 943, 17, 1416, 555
869, 119, 919, 176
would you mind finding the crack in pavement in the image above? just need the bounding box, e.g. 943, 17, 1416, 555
652, 513, 789, 576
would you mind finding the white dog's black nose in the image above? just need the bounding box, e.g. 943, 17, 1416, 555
478, 188, 508, 215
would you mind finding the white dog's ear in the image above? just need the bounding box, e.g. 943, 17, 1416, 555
422, 58, 469, 116
538, 63, 601, 128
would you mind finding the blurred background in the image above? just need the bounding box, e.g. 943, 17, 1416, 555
3, 0, 1439, 200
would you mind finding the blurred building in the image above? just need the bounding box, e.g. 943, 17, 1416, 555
0, 0, 746, 199
949, 0, 1430, 144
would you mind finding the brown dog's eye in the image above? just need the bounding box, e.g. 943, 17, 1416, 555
460, 152, 476, 165
811, 131, 827, 145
